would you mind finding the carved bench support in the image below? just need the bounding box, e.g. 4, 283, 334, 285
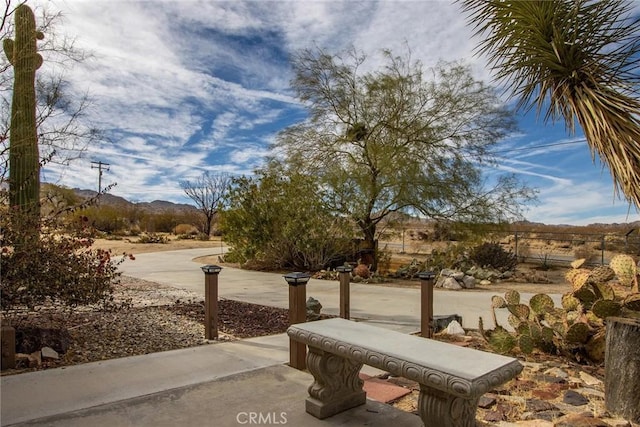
418, 384, 479, 427
305, 346, 366, 419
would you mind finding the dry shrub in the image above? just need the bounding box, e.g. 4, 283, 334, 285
173, 224, 198, 235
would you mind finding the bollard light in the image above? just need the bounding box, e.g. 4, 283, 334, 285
284, 271, 311, 286
418, 271, 436, 338
284, 272, 310, 370
336, 266, 353, 319
201, 265, 222, 275
201, 265, 222, 340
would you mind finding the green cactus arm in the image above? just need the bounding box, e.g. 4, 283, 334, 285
3, 38, 14, 64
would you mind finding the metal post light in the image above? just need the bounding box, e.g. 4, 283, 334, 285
418, 271, 436, 338
336, 266, 352, 319
201, 265, 222, 340
284, 272, 311, 370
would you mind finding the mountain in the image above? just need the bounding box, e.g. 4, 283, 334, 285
73, 189, 198, 214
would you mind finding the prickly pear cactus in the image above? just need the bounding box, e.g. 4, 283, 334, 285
3, 5, 44, 221
482, 254, 639, 362
609, 254, 638, 290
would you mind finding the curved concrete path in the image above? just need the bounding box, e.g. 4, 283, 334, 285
118, 248, 562, 331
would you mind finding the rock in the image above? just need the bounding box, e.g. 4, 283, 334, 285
41, 346, 59, 360
441, 277, 462, 290
480, 279, 492, 286
433, 315, 463, 333
500, 270, 514, 279
579, 371, 602, 387
435, 277, 446, 288
462, 275, 476, 288
600, 417, 630, 427
451, 271, 464, 280
440, 268, 456, 277
29, 350, 41, 367
478, 395, 497, 409
563, 390, 589, 406
575, 387, 604, 399
484, 410, 505, 422
525, 409, 564, 421
525, 398, 557, 413
306, 297, 322, 321
554, 413, 610, 426
445, 320, 465, 335
544, 367, 568, 379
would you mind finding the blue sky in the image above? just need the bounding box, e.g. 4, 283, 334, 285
33, 0, 639, 226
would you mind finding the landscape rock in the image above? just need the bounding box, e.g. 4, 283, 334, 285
480, 279, 492, 286
445, 320, 465, 335
41, 346, 59, 360
29, 350, 41, 367
478, 395, 497, 409
451, 271, 464, 281
462, 275, 476, 288
579, 371, 602, 387
544, 367, 568, 379
441, 277, 462, 290
306, 297, 322, 321
554, 413, 610, 427
563, 390, 589, 406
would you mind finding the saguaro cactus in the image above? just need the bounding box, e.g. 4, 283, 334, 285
3, 4, 44, 220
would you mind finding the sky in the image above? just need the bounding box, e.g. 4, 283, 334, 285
28, 0, 640, 226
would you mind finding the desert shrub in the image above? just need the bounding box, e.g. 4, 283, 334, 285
573, 245, 598, 264
1, 214, 128, 312
174, 223, 198, 235
470, 242, 517, 272
196, 232, 210, 241
135, 233, 168, 244
428, 243, 471, 272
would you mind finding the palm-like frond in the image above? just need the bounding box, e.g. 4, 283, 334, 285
460, 0, 640, 207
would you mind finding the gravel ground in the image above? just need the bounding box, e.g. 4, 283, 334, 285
2, 276, 290, 374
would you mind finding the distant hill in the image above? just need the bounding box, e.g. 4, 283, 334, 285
73, 189, 199, 214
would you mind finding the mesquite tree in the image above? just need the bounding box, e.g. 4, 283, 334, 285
276, 48, 535, 271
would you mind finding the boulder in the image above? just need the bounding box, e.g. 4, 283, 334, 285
445, 320, 465, 335
451, 271, 465, 281
306, 297, 322, 321
41, 346, 59, 361
441, 277, 462, 290
480, 279, 492, 287
462, 275, 476, 289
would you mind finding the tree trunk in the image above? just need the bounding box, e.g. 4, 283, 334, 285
605, 316, 640, 423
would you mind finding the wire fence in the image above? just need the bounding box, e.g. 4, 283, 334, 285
489, 229, 640, 267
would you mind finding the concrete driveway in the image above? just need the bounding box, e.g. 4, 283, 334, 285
118, 248, 562, 331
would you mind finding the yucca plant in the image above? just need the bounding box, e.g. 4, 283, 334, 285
460, 0, 640, 207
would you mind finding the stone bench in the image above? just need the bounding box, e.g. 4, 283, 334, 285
287, 318, 522, 427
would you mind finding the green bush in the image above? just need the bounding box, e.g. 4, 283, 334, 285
470, 241, 517, 272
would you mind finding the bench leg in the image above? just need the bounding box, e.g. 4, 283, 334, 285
418, 384, 479, 427
304, 346, 366, 419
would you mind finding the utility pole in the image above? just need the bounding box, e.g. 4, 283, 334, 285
91, 161, 110, 194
